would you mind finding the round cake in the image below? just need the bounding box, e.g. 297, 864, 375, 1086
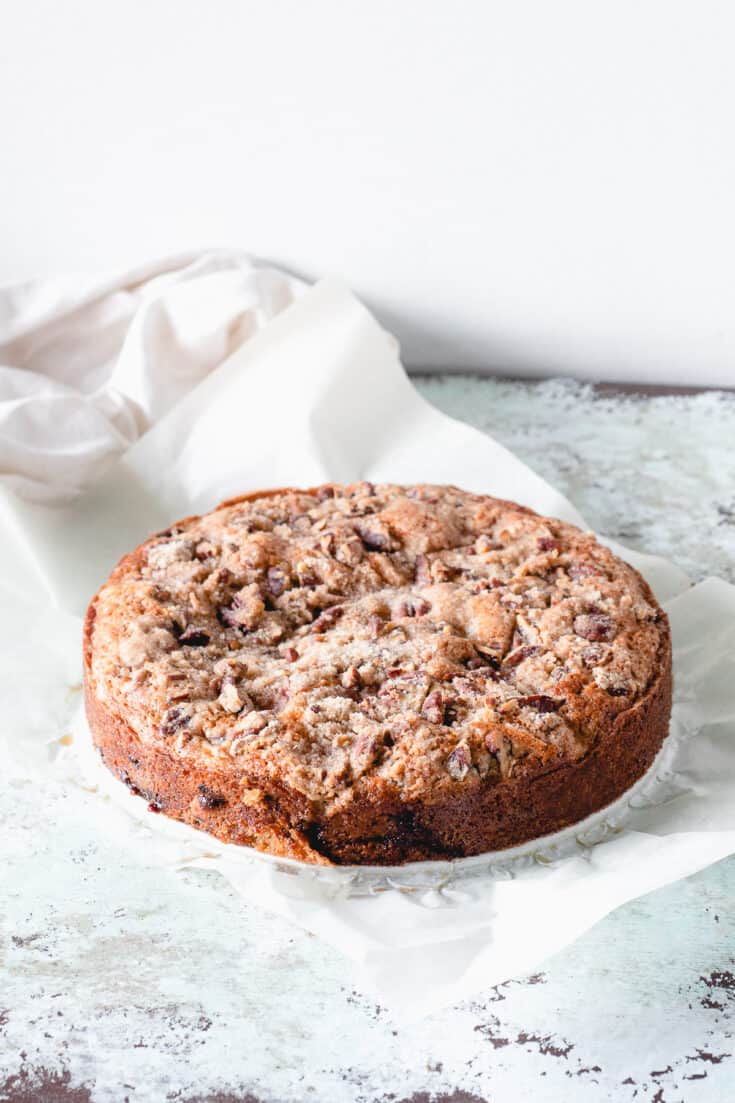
83, 482, 672, 865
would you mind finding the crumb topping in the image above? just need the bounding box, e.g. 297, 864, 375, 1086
89, 483, 666, 813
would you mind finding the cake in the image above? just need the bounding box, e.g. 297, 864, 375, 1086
83, 483, 672, 865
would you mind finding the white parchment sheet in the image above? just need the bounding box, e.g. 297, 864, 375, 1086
2, 255, 734, 1017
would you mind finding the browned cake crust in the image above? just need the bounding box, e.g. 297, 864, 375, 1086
83, 483, 672, 865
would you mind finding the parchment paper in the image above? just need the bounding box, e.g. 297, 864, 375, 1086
2, 262, 734, 1017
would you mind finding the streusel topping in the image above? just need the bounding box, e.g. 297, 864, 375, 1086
89, 484, 665, 812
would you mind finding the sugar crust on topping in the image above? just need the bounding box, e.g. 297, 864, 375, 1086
87, 483, 667, 818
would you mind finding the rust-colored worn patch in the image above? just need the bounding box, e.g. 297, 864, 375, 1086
474, 1016, 574, 1060
0, 1067, 93, 1103
393, 1093, 490, 1103
179, 1094, 264, 1103
701, 969, 735, 991
685, 1048, 732, 1065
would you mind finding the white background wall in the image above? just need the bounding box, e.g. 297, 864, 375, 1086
1, 0, 734, 385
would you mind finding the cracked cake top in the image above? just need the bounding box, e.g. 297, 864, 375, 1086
87, 482, 667, 814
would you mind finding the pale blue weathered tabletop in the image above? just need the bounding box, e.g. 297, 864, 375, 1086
2, 379, 734, 1103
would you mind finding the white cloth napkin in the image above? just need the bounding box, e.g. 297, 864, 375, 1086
2, 255, 733, 1019
0, 251, 304, 503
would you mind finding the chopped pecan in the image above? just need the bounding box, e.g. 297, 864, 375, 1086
294, 559, 320, 587
568, 561, 604, 581
421, 689, 446, 725
194, 540, 218, 561
367, 613, 384, 639
335, 537, 364, 567
432, 560, 457, 583
311, 605, 344, 632
414, 554, 431, 585
220, 607, 244, 629
503, 645, 539, 667
463, 657, 500, 681
516, 694, 564, 713
354, 523, 389, 551
218, 679, 246, 714
219, 583, 265, 631
349, 480, 376, 497
474, 648, 501, 671
341, 665, 362, 690
160, 706, 189, 737
239, 711, 269, 735
574, 613, 614, 642
266, 567, 287, 597
581, 644, 608, 667
447, 743, 471, 780
395, 597, 431, 618
319, 532, 336, 557
178, 626, 210, 647
469, 579, 490, 593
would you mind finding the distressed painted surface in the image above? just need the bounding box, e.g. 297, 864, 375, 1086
417, 378, 735, 587
2, 378, 734, 1103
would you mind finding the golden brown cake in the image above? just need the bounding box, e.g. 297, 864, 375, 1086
83, 483, 672, 865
